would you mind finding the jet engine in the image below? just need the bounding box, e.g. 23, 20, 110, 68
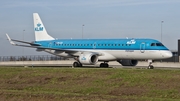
117, 59, 138, 66
79, 53, 98, 65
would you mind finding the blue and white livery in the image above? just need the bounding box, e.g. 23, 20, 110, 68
6, 13, 172, 69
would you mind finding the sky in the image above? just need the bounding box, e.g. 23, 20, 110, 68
0, 0, 180, 56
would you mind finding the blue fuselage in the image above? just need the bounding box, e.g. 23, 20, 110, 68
35, 38, 168, 50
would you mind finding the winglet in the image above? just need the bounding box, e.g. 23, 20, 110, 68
6, 34, 17, 45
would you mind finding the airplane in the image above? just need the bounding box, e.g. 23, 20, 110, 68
6, 13, 172, 69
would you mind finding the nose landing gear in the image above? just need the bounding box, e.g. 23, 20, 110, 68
147, 60, 154, 69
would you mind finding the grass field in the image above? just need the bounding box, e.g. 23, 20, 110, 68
0, 67, 180, 101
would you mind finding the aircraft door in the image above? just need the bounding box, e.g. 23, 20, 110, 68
48, 42, 53, 48
140, 42, 145, 53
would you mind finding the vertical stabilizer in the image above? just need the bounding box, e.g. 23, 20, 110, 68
33, 13, 54, 41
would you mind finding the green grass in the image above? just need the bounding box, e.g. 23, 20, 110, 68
0, 67, 180, 101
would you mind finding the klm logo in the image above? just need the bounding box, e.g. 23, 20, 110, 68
35, 23, 43, 31
81, 57, 86, 60
127, 39, 136, 44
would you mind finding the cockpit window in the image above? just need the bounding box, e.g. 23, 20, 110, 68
151, 43, 164, 46
151, 43, 156, 46
156, 43, 164, 46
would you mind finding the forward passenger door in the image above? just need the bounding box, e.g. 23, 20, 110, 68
140, 42, 145, 53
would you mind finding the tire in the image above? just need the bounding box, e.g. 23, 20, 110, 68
105, 63, 109, 67
147, 65, 154, 69
78, 63, 83, 67
100, 63, 109, 67
73, 62, 79, 67
100, 63, 104, 67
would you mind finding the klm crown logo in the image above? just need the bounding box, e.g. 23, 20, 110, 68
35, 23, 43, 31
127, 39, 136, 44
81, 57, 86, 60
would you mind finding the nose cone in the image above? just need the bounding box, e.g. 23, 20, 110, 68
162, 51, 173, 58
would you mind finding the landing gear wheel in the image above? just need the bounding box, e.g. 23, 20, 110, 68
73, 62, 83, 67
73, 62, 79, 67
100, 63, 103, 67
100, 63, 109, 67
79, 63, 82, 67
147, 65, 154, 69
105, 63, 109, 67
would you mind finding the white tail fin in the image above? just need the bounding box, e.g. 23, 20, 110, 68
33, 13, 54, 41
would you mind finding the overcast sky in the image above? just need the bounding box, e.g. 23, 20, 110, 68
1, 0, 180, 56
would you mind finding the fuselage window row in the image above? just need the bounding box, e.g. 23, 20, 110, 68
54, 43, 132, 47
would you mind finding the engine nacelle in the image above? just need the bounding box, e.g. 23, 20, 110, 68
79, 53, 98, 65
117, 59, 138, 66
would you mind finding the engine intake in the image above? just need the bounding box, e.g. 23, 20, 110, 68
117, 59, 138, 66
79, 53, 98, 65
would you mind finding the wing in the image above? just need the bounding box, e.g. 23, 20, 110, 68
6, 34, 102, 55
6, 34, 41, 47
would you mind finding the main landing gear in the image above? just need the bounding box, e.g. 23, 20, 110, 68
147, 60, 154, 69
100, 62, 109, 67
73, 57, 83, 67
73, 61, 82, 67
